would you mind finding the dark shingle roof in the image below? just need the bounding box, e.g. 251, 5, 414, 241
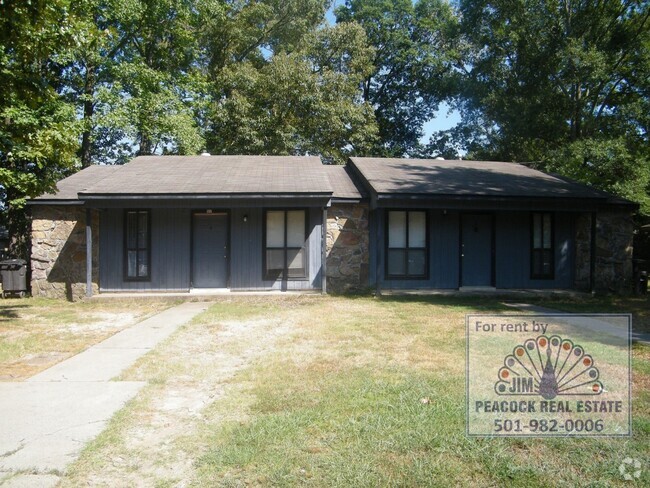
325, 165, 367, 200
78, 155, 332, 197
33, 165, 122, 201
349, 157, 608, 199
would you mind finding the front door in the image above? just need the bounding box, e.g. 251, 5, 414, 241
192, 213, 228, 288
460, 214, 493, 287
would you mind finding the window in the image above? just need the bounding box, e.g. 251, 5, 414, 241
386, 210, 427, 278
531, 212, 553, 279
265, 210, 307, 279
125, 210, 150, 280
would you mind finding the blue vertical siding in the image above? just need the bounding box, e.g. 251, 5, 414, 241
372, 210, 460, 290
430, 212, 460, 288
100, 206, 322, 292
494, 212, 573, 289
373, 209, 575, 290
99, 208, 191, 291
230, 207, 322, 290
230, 207, 263, 290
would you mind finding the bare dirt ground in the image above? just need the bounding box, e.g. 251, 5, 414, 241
64, 310, 296, 487
0, 297, 179, 381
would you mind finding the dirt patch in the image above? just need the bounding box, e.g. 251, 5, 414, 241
67, 315, 295, 487
1, 309, 145, 381
65, 312, 137, 333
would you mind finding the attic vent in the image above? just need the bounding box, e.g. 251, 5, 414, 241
201, 152, 211, 156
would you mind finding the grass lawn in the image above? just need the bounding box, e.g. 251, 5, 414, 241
0, 297, 179, 379
58, 294, 649, 487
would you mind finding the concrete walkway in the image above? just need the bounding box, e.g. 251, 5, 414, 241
0, 301, 209, 488
503, 302, 650, 344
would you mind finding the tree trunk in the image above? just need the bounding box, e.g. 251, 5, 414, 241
80, 64, 95, 168
138, 133, 153, 155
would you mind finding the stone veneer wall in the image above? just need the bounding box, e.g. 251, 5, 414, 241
31, 206, 99, 300
573, 213, 592, 291
595, 211, 634, 293
573, 211, 635, 293
326, 203, 369, 292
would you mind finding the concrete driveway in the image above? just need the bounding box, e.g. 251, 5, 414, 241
0, 301, 209, 488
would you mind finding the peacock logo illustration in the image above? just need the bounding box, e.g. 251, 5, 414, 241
495, 335, 603, 399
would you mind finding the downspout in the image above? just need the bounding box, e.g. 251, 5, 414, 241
375, 209, 382, 297
590, 212, 596, 294
86, 208, 93, 298
322, 206, 327, 294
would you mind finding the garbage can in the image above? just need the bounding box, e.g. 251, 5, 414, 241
638, 270, 648, 295
0, 259, 27, 298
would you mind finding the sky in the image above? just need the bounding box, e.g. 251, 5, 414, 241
325, 1, 463, 145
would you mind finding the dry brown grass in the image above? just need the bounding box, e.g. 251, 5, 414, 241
0, 297, 178, 380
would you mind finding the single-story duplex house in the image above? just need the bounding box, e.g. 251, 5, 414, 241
29, 155, 636, 299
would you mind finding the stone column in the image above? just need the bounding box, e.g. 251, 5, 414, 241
31, 206, 99, 300
326, 203, 369, 293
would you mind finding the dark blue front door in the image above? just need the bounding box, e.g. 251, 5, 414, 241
461, 214, 493, 286
193, 213, 228, 288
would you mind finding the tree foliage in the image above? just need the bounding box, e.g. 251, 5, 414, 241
430, 0, 650, 214
207, 22, 378, 162
1, 0, 649, 259
0, 0, 82, 255
335, 0, 459, 156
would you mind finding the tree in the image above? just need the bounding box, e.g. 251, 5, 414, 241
65, 0, 134, 167
431, 0, 650, 214
207, 22, 378, 162
0, 0, 82, 257
202, 0, 378, 162
335, 0, 459, 156
107, 0, 205, 156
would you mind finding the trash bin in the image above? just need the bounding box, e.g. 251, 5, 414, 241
638, 270, 648, 295
0, 259, 27, 298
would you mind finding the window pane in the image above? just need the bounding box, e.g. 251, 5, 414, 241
407, 249, 426, 276
532, 213, 541, 249
542, 249, 553, 275
286, 211, 305, 247
126, 212, 137, 248
138, 212, 148, 247
266, 211, 284, 247
286, 249, 306, 278
266, 249, 284, 272
543, 214, 552, 248
408, 212, 426, 248
387, 249, 406, 276
388, 211, 406, 248
138, 250, 149, 277
127, 250, 137, 277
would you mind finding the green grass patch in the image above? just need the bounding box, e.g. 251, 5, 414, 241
57, 294, 650, 486
191, 295, 649, 486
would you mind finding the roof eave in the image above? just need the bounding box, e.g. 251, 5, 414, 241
27, 199, 84, 206
78, 192, 333, 200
